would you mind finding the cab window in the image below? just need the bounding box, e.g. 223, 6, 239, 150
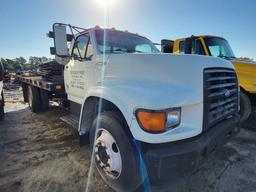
179, 41, 185, 54
86, 40, 94, 59
194, 39, 205, 55
72, 34, 89, 59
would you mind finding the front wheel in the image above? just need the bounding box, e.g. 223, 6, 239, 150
90, 111, 142, 191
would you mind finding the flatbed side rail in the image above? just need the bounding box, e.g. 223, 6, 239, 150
17, 75, 65, 93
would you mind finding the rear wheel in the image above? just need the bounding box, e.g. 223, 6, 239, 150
39, 89, 49, 111
240, 90, 252, 124
90, 111, 142, 191
21, 83, 29, 102
28, 86, 41, 113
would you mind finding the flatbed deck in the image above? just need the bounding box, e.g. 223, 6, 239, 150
18, 75, 65, 93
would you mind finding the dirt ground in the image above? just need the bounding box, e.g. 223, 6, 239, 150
0, 85, 256, 192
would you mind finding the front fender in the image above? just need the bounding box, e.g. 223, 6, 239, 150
79, 79, 203, 142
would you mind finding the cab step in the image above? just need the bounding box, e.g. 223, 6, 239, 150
60, 114, 79, 129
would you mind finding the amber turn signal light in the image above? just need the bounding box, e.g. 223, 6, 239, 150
136, 111, 166, 133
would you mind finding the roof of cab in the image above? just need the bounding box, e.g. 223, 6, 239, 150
174, 35, 227, 42
74, 27, 150, 41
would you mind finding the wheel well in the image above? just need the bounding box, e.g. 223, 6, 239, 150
240, 86, 247, 93
80, 97, 131, 143
240, 86, 256, 106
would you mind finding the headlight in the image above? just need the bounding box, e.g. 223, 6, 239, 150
135, 108, 181, 133
166, 108, 181, 128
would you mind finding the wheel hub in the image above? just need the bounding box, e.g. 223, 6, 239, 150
94, 129, 122, 179
96, 144, 109, 165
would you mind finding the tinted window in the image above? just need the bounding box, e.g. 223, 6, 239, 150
179, 41, 185, 54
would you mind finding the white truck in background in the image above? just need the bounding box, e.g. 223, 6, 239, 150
0, 62, 4, 121
19, 23, 240, 191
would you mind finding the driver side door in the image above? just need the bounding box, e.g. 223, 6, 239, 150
64, 33, 96, 104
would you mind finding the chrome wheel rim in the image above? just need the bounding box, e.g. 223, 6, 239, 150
94, 128, 122, 179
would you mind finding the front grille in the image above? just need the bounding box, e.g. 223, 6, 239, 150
203, 68, 239, 131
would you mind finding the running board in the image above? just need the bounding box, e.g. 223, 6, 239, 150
60, 114, 79, 129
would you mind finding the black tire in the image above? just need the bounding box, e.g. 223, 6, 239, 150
90, 111, 142, 192
240, 90, 252, 124
0, 101, 4, 121
39, 89, 49, 111
28, 86, 41, 113
22, 83, 29, 102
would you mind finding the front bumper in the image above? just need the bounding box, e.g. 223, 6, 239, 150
141, 114, 240, 184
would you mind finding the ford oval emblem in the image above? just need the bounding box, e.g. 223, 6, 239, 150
225, 90, 231, 97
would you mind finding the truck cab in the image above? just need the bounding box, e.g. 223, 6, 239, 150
0, 62, 4, 121
20, 23, 240, 191
163, 35, 256, 125
63, 27, 159, 105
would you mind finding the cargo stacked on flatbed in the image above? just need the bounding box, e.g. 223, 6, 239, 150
39, 61, 64, 82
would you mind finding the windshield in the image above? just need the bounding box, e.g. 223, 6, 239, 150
204, 37, 236, 59
95, 29, 159, 54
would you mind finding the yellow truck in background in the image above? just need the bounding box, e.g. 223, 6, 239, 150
161, 36, 256, 125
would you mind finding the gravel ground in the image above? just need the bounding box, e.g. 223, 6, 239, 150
0, 85, 256, 192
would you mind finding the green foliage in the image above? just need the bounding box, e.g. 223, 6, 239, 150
0, 56, 51, 72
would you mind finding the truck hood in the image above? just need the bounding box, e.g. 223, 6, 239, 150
100, 53, 234, 107
105, 53, 234, 85
232, 59, 256, 72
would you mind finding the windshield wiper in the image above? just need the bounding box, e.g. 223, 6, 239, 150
128, 50, 144, 53
217, 55, 231, 60
102, 50, 126, 54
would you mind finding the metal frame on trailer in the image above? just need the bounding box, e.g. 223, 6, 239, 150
18, 76, 65, 93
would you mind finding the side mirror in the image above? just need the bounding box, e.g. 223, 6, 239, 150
49, 24, 71, 65
161, 39, 174, 53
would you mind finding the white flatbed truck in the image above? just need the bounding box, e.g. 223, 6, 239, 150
19, 23, 240, 191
